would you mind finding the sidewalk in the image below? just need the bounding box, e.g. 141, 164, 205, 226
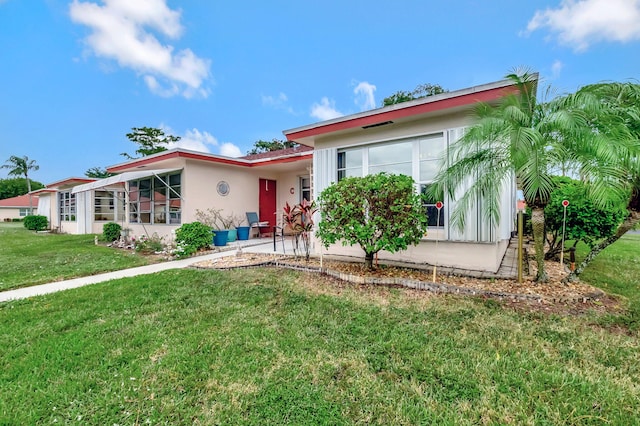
0, 237, 294, 303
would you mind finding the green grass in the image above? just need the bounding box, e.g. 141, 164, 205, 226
1, 224, 639, 423
1, 268, 639, 424
576, 233, 640, 330
0, 223, 151, 291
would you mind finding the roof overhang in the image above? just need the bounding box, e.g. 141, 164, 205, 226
107, 148, 312, 174
71, 169, 182, 194
45, 177, 96, 189
283, 76, 534, 147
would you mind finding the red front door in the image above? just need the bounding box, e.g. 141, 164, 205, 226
259, 178, 277, 228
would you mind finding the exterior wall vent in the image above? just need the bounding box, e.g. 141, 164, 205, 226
362, 121, 393, 129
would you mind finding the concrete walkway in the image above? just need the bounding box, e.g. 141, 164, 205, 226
1, 234, 526, 303
0, 237, 294, 303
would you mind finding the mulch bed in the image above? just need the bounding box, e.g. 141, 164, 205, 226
191, 252, 620, 315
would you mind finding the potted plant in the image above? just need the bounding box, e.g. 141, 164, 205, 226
223, 213, 244, 243
194, 208, 242, 246
236, 217, 251, 240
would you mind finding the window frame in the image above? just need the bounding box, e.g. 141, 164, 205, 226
300, 176, 311, 203
337, 133, 447, 231
94, 189, 125, 222
128, 172, 182, 225
58, 190, 76, 222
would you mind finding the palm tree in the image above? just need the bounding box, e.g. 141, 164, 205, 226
430, 70, 602, 283
564, 82, 640, 281
1, 155, 40, 214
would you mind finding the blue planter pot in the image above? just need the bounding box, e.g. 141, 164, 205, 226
236, 226, 250, 240
227, 228, 237, 242
212, 229, 229, 247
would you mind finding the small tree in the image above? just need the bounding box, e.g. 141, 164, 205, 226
121, 127, 181, 159
382, 83, 447, 106
85, 167, 114, 178
283, 199, 318, 261
247, 138, 298, 155
317, 173, 429, 270
544, 177, 627, 259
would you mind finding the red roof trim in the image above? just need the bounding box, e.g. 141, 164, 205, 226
285, 85, 518, 141
46, 177, 96, 188
107, 150, 313, 173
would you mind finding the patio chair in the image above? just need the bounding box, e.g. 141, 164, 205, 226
246, 212, 269, 238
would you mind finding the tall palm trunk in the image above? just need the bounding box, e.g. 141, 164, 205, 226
530, 206, 548, 283
564, 210, 640, 282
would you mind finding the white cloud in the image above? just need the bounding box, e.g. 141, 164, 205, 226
310, 97, 343, 121
160, 124, 242, 157
219, 142, 243, 158
262, 92, 288, 106
169, 128, 219, 152
551, 60, 564, 79
262, 92, 295, 114
526, 0, 640, 51
353, 81, 377, 111
69, 0, 211, 98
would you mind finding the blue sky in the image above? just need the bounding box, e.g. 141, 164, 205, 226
1, 0, 639, 184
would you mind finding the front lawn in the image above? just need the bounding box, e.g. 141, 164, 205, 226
1, 268, 639, 424
0, 223, 151, 291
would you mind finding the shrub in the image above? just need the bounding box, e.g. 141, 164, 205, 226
174, 222, 211, 257
317, 173, 429, 269
134, 233, 166, 254
23, 215, 48, 231
283, 199, 318, 261
102, 222, 122, 242
544, 177, 627, 259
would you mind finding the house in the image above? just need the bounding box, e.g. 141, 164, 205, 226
283, 77, 529, 273
31, 178, 96, 232
36, 146, 313, 239
0, 194, 39, 221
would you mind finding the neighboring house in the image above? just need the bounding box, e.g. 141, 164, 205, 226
0, 194, 40, 221
37, 146, 313, 239
32, 178, 96, 233
283, 77, 527, 273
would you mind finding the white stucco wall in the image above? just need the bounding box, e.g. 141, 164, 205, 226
311, 109, 515, 272
0, 207, 22, 221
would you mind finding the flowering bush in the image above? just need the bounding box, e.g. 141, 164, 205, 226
133, 233, 166, 254
174, 222, 211, 257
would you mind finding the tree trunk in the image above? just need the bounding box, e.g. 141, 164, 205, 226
564, 211, 640, 283
365, 252, 374, 270
531, 207, 548, 283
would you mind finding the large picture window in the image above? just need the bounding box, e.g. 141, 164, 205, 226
128, 172, 181, 225
337, 133, 446, 228
94, 190, 125, 222
58, 190, 76, 222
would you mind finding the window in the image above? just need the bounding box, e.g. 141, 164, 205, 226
94, 190, 125, 221
337, 148, 363, 180
421, 184, 445, 227
368, 141, 412, 176
337, 133, 446, 229
128, 172, 181, 224
59, 191, 76, 222
300, 176, 311, 202
19, 208, 29, 217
